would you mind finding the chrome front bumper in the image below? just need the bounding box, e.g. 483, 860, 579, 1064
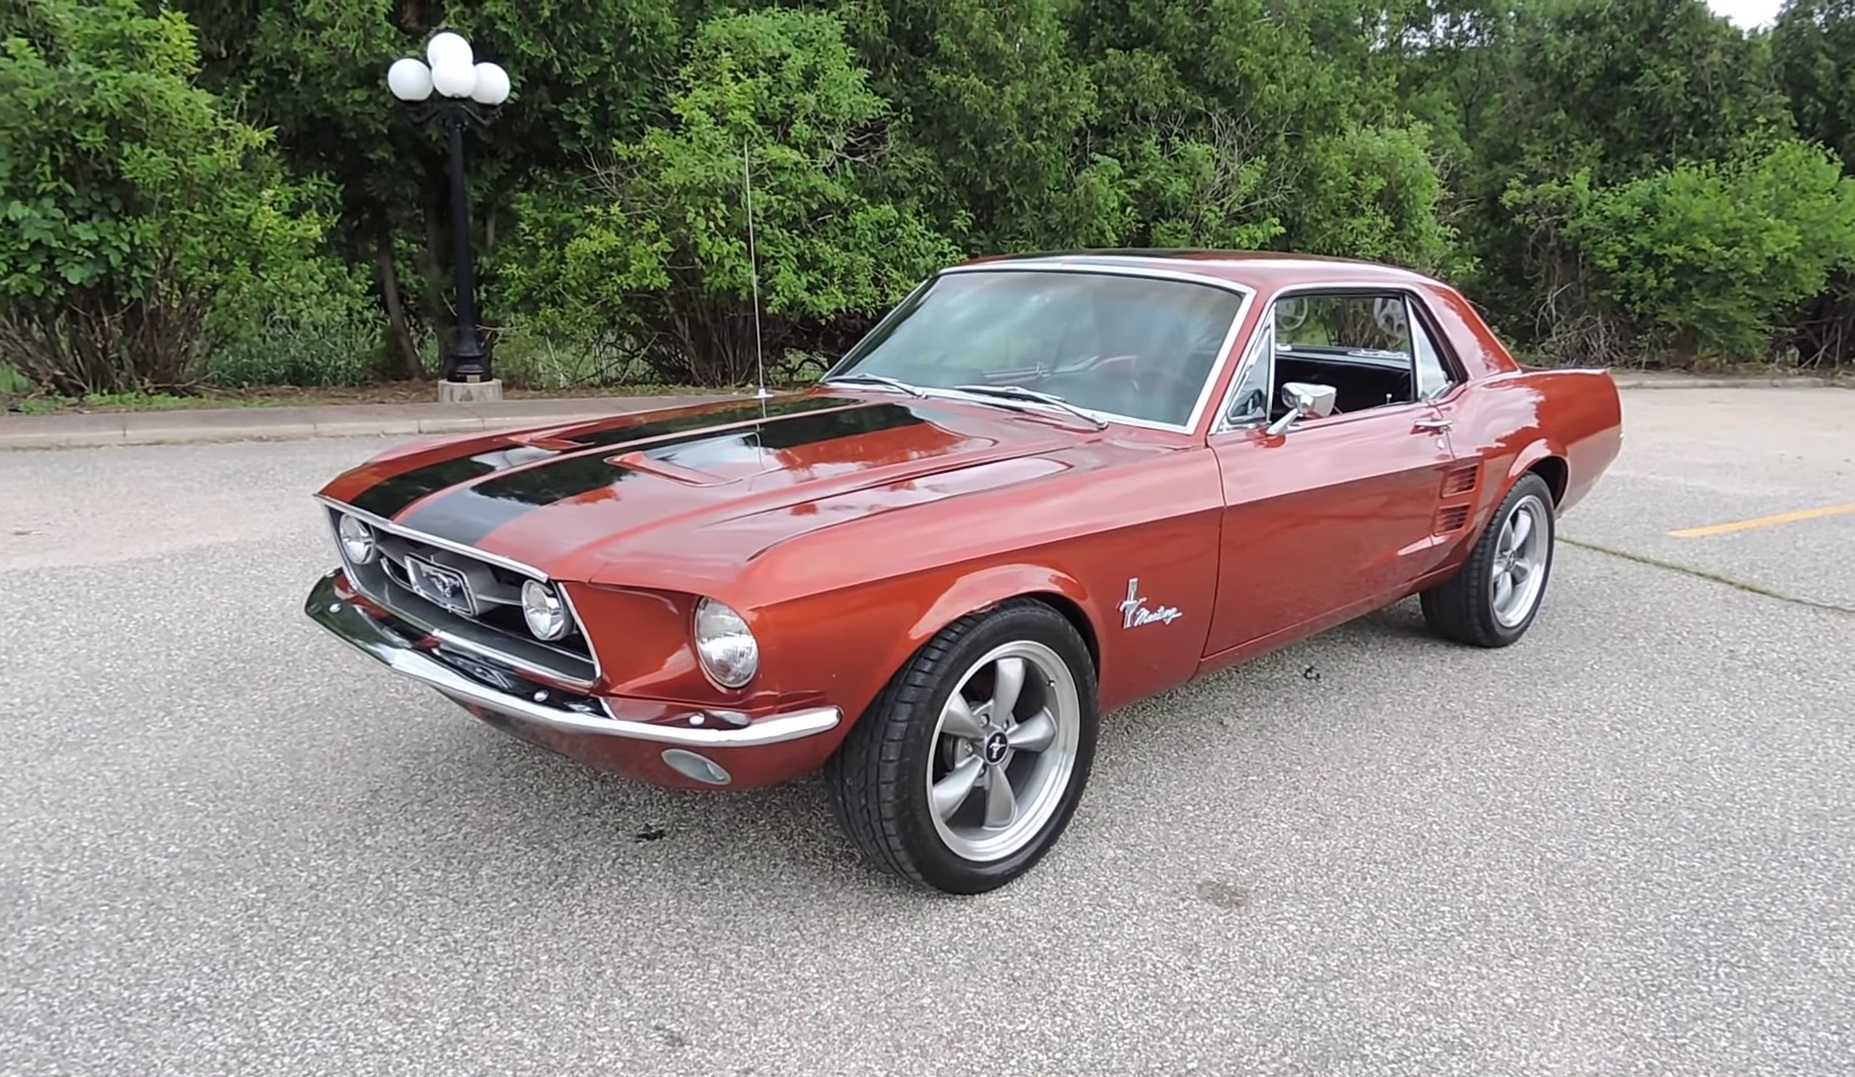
304, 570, 841, 749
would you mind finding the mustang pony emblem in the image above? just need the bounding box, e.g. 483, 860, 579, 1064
405, 556, 476, 616
1119, 577, 1183, 629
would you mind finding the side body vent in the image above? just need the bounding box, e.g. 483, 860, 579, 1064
1442, 463, 1480, 497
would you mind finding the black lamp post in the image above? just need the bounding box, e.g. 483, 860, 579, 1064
387, 32, 510, 387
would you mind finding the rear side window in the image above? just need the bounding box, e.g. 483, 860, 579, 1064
1409, 307, 1456, 401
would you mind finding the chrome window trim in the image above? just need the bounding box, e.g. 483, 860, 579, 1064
1212, 319, 1277, 434
1209, 279, 1442, 436
1402, 291, 1467, 402
316, 494, 605, 689
824, 262, 1257, 437
819, 274, 937, 381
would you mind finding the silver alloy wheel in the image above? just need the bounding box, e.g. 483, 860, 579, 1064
1490, 493, 1551, 628
925, 639, 1082, 863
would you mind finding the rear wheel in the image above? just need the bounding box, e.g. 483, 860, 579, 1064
1420, 471, 1557, 648
826, 600, 1099, 894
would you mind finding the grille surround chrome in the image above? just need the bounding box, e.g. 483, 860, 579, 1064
317, 496, 600, 689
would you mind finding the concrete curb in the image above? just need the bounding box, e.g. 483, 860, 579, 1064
1609, 374, 1848, 390
0, 393, 741, 451
0, 376, 1845, 450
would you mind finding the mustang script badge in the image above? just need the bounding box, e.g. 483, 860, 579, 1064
1119, 577, 1182, 629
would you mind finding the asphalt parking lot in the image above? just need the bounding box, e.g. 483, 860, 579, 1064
3, 385, 1850, 1076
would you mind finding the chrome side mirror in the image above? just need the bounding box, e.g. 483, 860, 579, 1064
1264, 381, 1337, 436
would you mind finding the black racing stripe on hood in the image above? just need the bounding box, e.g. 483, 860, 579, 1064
394, 453, 643, 548
346, 445, 560, 519
341, 397, 856, 519
557, 394, 865, 449
395, 401, 930, 548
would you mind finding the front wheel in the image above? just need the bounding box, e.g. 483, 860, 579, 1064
1420, 471, 1557, 648
825, 600, 1099, 894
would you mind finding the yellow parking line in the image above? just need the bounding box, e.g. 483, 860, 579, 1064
1669, 500, 1855, 538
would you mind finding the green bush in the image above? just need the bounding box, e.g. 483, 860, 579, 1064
1284, 123, 1463, 277
1511, 139, 1855, 361
0, 0, 331, 394
202, 252, 382, 388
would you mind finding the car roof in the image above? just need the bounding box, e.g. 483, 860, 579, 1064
953, 249, 1450, 292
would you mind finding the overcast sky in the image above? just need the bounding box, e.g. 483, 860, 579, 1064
1706, 0, 1785, 28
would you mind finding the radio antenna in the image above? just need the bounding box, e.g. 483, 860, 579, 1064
743, 135, 770, 401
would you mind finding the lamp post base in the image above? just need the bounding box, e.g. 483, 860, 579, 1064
437, 377, 504, 404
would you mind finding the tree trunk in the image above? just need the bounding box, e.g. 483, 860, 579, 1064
375, 228, 423, 380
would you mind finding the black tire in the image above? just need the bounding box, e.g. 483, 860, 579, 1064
825, 599, 1100, 895
1420, 471, 1557, 648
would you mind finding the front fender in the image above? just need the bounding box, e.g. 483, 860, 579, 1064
754, 560, 1106, 746
902, 563, 1101, 667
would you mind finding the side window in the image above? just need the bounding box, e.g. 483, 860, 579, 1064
1222, 327, 1273, 426
1408, 302, 1457, 401
1269, 292, 1418, 416
1274, 294, 1413, 356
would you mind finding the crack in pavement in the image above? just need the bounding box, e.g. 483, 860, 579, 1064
1562, 535, 1855, 616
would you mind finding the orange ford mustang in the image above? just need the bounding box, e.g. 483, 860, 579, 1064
304, 251, 1623, 894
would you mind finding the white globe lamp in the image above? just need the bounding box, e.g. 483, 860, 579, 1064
470, 62, 511, 107
386, 57, 433, 102
430, 59, 477, 99
425, 31, 473, 71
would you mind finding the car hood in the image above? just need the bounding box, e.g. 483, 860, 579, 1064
318, 391, 1104, 582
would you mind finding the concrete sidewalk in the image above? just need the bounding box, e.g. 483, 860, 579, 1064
0, 370, 1843, 451
0, 392, 738, 450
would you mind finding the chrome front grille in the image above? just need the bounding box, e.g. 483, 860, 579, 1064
323, 505, 597, 688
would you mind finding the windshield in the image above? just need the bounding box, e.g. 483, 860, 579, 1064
829, 269, 1247, 427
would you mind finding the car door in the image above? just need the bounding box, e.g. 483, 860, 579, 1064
1200, 288, 1467, 661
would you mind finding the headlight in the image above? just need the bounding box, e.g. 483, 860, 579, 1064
521, 579, 571, 641
337, 514, 378, 565
693, 597, 758, 688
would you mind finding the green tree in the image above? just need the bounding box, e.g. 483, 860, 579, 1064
1772, 0, 1855, 365
0, 0, 337, 393
175, 0, 689, 377
1772, 1, 1855, 169
495, 8, 957, 386
1509, 139, 1855, 361
1427, 0, 1802, 357
841, 0, 1119, 250
1068, 0, 1455, 268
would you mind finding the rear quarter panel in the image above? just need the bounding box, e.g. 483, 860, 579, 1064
1415, 280, 1622, 559
1444, 367, 1623, 551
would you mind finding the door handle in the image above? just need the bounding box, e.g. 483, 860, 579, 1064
1413, 418, 1452, 432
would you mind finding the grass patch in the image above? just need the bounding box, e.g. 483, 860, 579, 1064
1561, 536, 1855, 615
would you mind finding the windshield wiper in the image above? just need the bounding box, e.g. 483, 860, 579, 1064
820, 372, 924, 397
951, 384, 1109, 430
